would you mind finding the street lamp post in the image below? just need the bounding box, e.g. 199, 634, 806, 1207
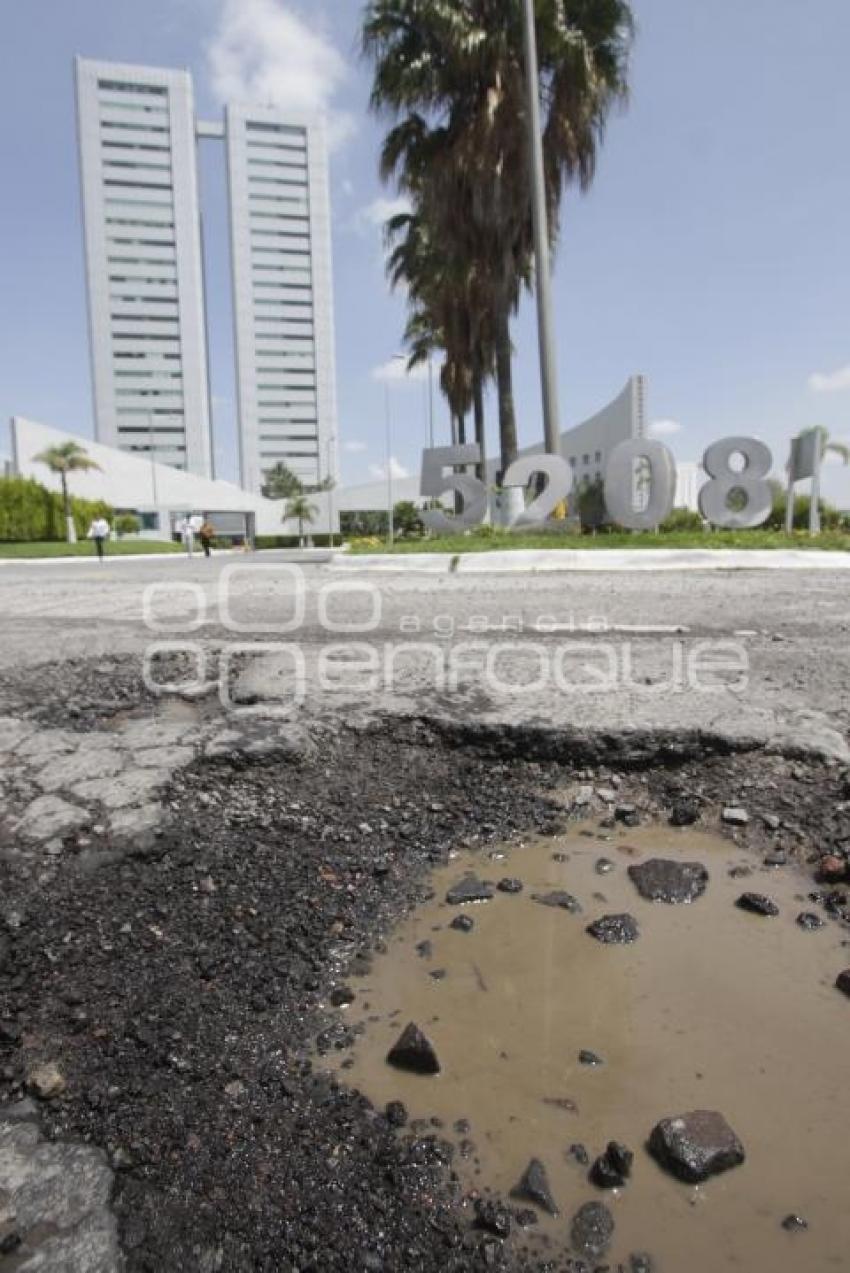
385, 383, 394, 546
521, 0, 562, 458
326, 433, 336, 548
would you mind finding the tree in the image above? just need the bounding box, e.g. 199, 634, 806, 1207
393, 500, 425, 537
577, 475, 607, 531
804, 426, 850, 466
262, 462, 336, 502
32, 442, 102, 543
286, 493, 317, 547
364, 0, 634, 473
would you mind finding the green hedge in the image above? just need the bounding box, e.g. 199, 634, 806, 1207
0, 476, 113, 542
254, 534, 336, 550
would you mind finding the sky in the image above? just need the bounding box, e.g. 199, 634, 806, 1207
2, 0, 850, 500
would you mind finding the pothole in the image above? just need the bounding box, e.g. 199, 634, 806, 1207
328, 822, 850, 1270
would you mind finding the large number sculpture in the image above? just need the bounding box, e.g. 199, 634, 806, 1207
420, 436, 788, 533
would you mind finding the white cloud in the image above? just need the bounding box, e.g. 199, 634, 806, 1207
343, 440, 367, 453
808, 364, 850, 394
206, 0, 354, 148
648, 419, 683, 437
369, 458, 410, 480
372, 357, 430, 383
357, 195, 412, 230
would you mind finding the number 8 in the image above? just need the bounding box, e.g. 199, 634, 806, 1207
698, 437, 773, 529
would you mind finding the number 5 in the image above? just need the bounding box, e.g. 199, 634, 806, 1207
420, 446, 488, 533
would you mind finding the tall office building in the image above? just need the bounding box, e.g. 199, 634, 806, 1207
75, 58, 338, 493
75, 58, 214, 476
226, 106, 338, 495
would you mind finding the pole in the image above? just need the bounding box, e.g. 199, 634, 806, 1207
522, 0, 562, 457
327, 434, 336, 548
810, 436, 822, 536
427, 351, 435, 450
385, 384, 394, 546
148, 411, 158, 506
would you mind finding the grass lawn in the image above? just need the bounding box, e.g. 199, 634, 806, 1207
348, 528, 850, 554
0, 540, 183, 559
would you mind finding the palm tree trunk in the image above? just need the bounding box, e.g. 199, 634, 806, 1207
495, 308, 518, 476
472, 366, 487, 483
61, 473, 77, 544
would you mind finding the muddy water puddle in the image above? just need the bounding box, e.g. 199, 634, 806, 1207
327, 824, 850, 1270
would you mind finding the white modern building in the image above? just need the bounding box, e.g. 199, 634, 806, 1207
75, 58, 214, 477
225, 105, 338, 495
75, 58, 339, 495
9, 417, 336, 541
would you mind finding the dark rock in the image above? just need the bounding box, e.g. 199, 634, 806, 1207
497, 878, 523, 894
835, 969, 850, 997
415, 940, 433, 959
386, 1023, 441, 1075
446, 877, 495, 905
570, 1201, 614, 1258
818, 855, 847, 884
628, 859, 708, 905
796, 912, 825, 931
594, 858, 615, 875
473, 1198, 512, 1239
568, 1143, 590, 1166
586, 914, 639, 944
385, 1100, 408, 1127
450, 915, 474, 933
590, 1141, 633, 1189
429, 969, 446, 980
648, 1110, 745, 1183
329, 986, 355, 1007
630, 1255, 655, 1273
669, 801, 699, 827
579, 1050, 603, 1067
781, 1215, 808, 1231
736, 892, 779, 917
513, 1208, 538, 1228
509, 1157, 559, 1216
0, 1019, 22, 1046
532, 890, 582, 914
0, 1234, 22, 1256
764, 850, 787, 867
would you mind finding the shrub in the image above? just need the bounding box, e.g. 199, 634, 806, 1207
114, 513, 141, 538
0, 476, 112, 542
660, 508, 704, 533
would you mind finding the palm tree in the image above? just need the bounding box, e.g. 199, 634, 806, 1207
32, 441, 102, 543
806, 426, 850, 466
364, 0, 635, 474
263, 461, 336, 502
286, 493, 317, 547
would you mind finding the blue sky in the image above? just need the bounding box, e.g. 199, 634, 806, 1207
2, 0, 850, 499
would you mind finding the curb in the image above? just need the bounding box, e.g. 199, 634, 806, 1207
329, 548, 850, 573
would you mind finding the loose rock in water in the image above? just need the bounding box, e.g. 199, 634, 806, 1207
386, 1023, 441, 1075
648, 1110, 745, 1183
586, 913, 640, 944
446, 877, 495, 905
570, 1201, 614, 1258
510, 1157, 559, 1217
628, 858, 708, 905
736, 893, 779, 917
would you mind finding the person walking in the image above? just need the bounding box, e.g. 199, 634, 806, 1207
177, 515, 195, 558
198, 519, 215, 558
87, 515, 110, 562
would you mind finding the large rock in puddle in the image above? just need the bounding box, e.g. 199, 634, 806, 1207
628, 859, 708, 904
445, 876, 495, 905
586, 913, 640, 944
736, 892, 779, 917
570, 1201, 614, 1257
510, 1157, 559, 1216
648, 1110, 745, 1183
386, 1023, 441, 1075
836, 970, 850, 997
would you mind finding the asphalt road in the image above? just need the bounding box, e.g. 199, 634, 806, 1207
1, 552, 848, 757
